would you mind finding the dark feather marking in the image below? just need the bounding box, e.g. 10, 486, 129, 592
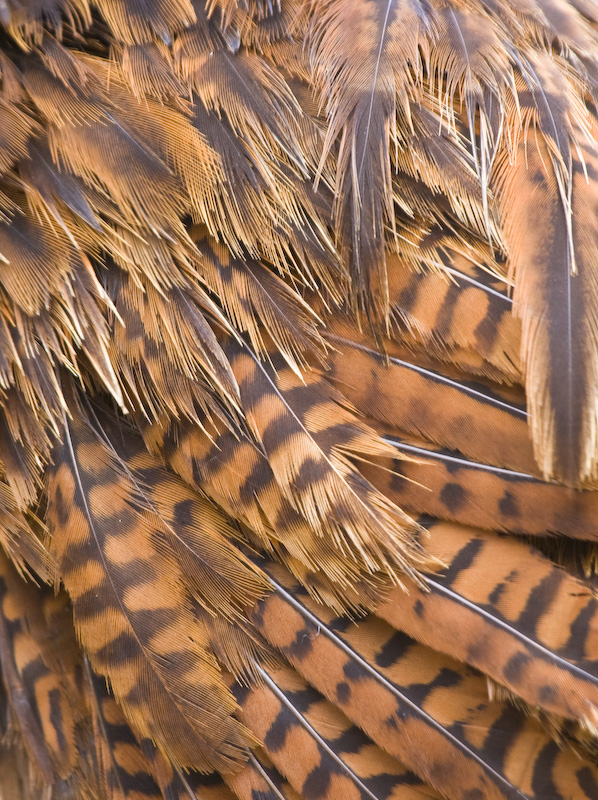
386, 439, 538, 480
424, 577, 598, 687
257, 666, 379, 800
326, 334, 528, 417
262, 572, 527, 799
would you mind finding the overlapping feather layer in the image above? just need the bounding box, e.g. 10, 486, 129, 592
0, 1, 598, 799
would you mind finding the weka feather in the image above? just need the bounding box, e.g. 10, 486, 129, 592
1, 1, 598, 800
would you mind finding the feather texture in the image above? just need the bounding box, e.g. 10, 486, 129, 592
46, 401, 255, 772
495, 63, 598, 485
2, 1, 598, 799
308, 0, 432, 322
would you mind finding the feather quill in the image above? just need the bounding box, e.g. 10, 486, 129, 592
46, 399, 254, 772
308, 0, 434, 322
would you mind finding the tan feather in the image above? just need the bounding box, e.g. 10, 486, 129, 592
495, 57, 598, 484
46, 398, 254, 772
2, 3, 598, 799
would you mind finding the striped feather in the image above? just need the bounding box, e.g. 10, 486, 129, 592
324, 321, 534, 474
1, 1, 598, 799
376, 521, 598, 728
46, 398, 254, 772
84, 661, 164, 800
385, 249, 521, 382
251, 561, 598, 800
228, 344, 433, 586
0, 551, 78, 783
234, 665, 443, 799
365, 436, 598, 539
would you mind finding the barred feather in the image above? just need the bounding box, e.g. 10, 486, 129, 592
46, 399, 255, 772
1, 1, 598, 799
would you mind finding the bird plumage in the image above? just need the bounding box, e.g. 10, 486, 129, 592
1, 0, 598, 798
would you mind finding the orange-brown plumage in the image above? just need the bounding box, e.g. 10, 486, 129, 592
1, 1, 598, 799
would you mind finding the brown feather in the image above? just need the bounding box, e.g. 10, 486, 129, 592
376, 521, 598, 729
308, 0, 432, 321
2, 3, 598, 799
46, 399, 254, 772
495, 58, 598, 485
251, 560, 598, 800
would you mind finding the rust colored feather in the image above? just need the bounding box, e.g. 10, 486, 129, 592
363, 436, 598, 539
385, 248, 521, 383
324, 318, 535, 475
145, 413, 386, 613
143, 341, 440, 609
376, 521, 598, 729
0, 550, 79, 782
251, 560, 598, 800
83, 660, 163, 800
229, 344, 433, 586
46, 400, 255, 772
2, 1, 598, 799
226, 750, 304, 800
233, 664, 444, 800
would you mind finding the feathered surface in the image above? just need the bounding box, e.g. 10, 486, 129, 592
1, 1, 598, 799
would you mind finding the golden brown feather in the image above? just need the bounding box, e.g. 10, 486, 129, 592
1, 1, 598, 800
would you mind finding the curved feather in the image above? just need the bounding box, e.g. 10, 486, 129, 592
46, 400, 254, 772
229, 343, 433, 585
376, 521, 598, 728
364, 437, 598, 539
2, 2, 598, 799
252, 561, 598, 800
495, 55, 598, 485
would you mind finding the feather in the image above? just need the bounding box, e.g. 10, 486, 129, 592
175, 11, 304, 166
384, 250, 521, 382
92, 0, 196, 45
194, 234, 326, 374
235, 664, 443, 799
308, 0, 434, 322
0, 410, 42, 509
0, 476, 49, 582
251, 561, 598, 800
46, 397, 254, 772
363, 436, 598, 539
3, 2, 598, 798
226, 750, 304, 800
0, 208, 88, 316
376, 521, 598, 729
19, 140, 102, 230
0, 551, 78, 782
228, 343, 433, 586
83, 660, 164, 800
113, 42, 184, 101
0, 99, 38, 174
112, 423, 268, 621
324, 320, 535, 474
422, 2, 512, 207
495, 54, 598, 485
104, 267, 240, 424
393, 103, 495, 243
144, 413, 387, 613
